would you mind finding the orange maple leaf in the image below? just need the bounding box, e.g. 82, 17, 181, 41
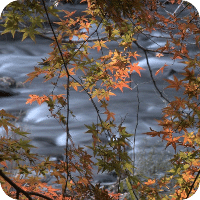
144, 179, 156, 185
165, 136, 181, 151
105, 90, 116, 101
128, 62, 145, 76
128, 51, 141, 60
26, 94, 39, 105
155, 64, 168, 76
26, 94, 48, 105
156, 53, 164, 58
115, 80, 131, 92
182, 132, 194, 146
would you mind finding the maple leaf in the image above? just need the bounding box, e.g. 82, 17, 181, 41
60, 68, 75, 77
26, 94, 39, 105
175, 56, 182, 59
78, 33, 89, 40
26, 94, 48, 105
25, 67, 47, 83
182, 132, 194, 146
100, 100, 109, 108
21, 27, 40, 42
62, 10, 76, 18
70, 81, 80, 91
114, 68, 129, 80
144, 179, 156, 185
80, 21, 91, 34
128, 62, 145, 77
156, 53, 164, 58
172, 52, 183, 60
165, 75, 183, 91
165, 136, 181, 151
105, 90, 116, 101
128, 51, 141, 60
155, 64, 168, 76
144, 130, 162, 137
92, 40, 108, 52
115, 80, 131, 92
91, 88, 115, 101
104, 109, 115, 121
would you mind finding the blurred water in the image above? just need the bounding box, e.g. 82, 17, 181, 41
0, 2, 198, 185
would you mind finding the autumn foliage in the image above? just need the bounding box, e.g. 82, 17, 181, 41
0, 0, 200, 199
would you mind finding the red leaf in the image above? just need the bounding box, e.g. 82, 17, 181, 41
165, 75, 183, 91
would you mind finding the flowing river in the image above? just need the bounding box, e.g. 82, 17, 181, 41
0, 1, 199, 186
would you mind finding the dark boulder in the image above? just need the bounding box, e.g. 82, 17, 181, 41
0, 89, 17, 97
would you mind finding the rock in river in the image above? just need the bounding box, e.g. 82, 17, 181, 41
0, 89, 17, 97
0, 76, 24, 97
0, 76, 24, 88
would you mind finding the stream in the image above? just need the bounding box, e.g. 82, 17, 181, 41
0, 1, 199, 187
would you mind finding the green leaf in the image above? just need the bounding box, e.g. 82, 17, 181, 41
123, 162, 133, 174
21, 27, 40, 42
126, 177, 136, 200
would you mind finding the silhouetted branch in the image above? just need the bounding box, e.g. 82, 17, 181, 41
0, 169, 53, 200
186, 170, 200, 198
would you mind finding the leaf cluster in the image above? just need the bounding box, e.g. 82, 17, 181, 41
0, 0, 200, 199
